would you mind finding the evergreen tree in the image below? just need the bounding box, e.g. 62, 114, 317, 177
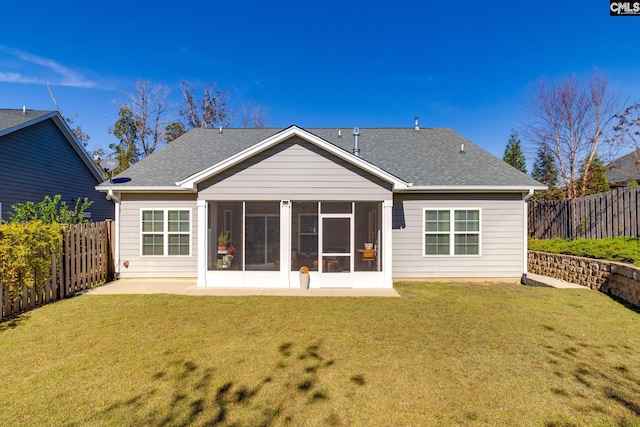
502, 129, 527, 173
532, 146, 563, 199
578, 155, 610, 195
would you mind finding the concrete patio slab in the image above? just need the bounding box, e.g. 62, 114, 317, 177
525, 273, 589, 289
79, 274, 586, 297
80, 278, 401, 297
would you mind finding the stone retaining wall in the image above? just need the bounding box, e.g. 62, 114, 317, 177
528, 251, 640, 307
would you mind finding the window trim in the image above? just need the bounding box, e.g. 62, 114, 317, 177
423, 208, 481, 257
140, 208, 192, 257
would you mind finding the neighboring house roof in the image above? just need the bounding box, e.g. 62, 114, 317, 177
0, 109, 104, 181
606, 149, 640, 185
0, 109, 53, 134
98, 125, 545, 192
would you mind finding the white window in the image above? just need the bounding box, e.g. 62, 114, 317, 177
424, 209, 480, 256
141, 209, 191, 256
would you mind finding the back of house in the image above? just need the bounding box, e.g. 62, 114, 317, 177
96, 124, 544, 289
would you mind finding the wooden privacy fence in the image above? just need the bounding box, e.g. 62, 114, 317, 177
1, 220, 114, 320
529, 187, 640, 239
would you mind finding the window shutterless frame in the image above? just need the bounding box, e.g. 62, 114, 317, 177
140, 208, 192, 257
423, 208, 481, 256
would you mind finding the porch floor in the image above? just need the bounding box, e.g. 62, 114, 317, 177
81, 278, 401, 297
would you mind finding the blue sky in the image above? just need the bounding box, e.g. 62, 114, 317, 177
1, 1, 639, 166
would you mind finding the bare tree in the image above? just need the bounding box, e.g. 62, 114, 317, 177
119, 80, 171, 156
179, 82, 232, 130
47, 82, 90, 147
239, 102, 270, 128
523, 72, 622, 199
612, 101, 640, 152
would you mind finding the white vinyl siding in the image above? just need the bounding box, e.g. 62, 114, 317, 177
198, 138, 392, 201
119, 193, 198, 278
393, 193, 525, 278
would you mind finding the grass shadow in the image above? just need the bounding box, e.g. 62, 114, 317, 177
540, 323, 640, 424
605, 293, 640, 315
92, 341, 365, 426
0, 314, 28, 331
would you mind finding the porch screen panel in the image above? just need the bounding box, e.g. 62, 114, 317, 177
355, 202, 382, 271
245, 202, 280, 271
322, 217, 350, 273
209, 202, 243, 271
292, 202, 318, 271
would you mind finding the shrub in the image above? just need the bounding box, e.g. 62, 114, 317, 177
0, 221, 63, 302
529, 237, 640, 266
7, 194, 92, 224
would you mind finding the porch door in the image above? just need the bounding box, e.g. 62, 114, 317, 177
245, 215, 279, 270
319, 215, 352, 287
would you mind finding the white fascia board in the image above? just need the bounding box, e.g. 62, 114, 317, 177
176, 126, 410, 190
95, 185, 195, 193
398, 185, 548, 193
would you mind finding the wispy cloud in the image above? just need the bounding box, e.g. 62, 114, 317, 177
0, 46, 96, 88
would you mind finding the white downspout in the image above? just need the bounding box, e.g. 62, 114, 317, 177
106, 189, 121, 280
521, 189, 534, 285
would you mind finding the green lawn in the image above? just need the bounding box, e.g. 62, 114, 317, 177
1, 282, 640, 426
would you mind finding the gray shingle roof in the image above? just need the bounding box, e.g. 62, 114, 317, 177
0, 109, 55, 134
606, 149, 640, 184
102, 126, 544, 190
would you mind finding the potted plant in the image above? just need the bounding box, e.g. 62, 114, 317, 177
217, 231, 230, 252
299, 265, 310, 289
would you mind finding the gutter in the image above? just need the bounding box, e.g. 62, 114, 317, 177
96, 185, 196, 193
396, 185, 547, 193
521, 189, 535, 285
106, 189, 121, 279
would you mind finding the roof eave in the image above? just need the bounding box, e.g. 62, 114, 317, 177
96, 185, 195, 193
397, 185, 548, 193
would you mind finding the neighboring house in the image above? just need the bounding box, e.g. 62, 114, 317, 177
0, 109, 114, 221
606, 149, 640, 188
96, 125, 545, 289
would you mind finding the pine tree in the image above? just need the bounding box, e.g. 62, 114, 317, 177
502, 129, 527, 173
532, 146, 563, 199
578, 155, 610, 195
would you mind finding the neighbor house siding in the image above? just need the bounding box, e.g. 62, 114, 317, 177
118, 193, 198, 278
0, 119, 113, 220
197, 138, 393, 200
392, 193, 525, 278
